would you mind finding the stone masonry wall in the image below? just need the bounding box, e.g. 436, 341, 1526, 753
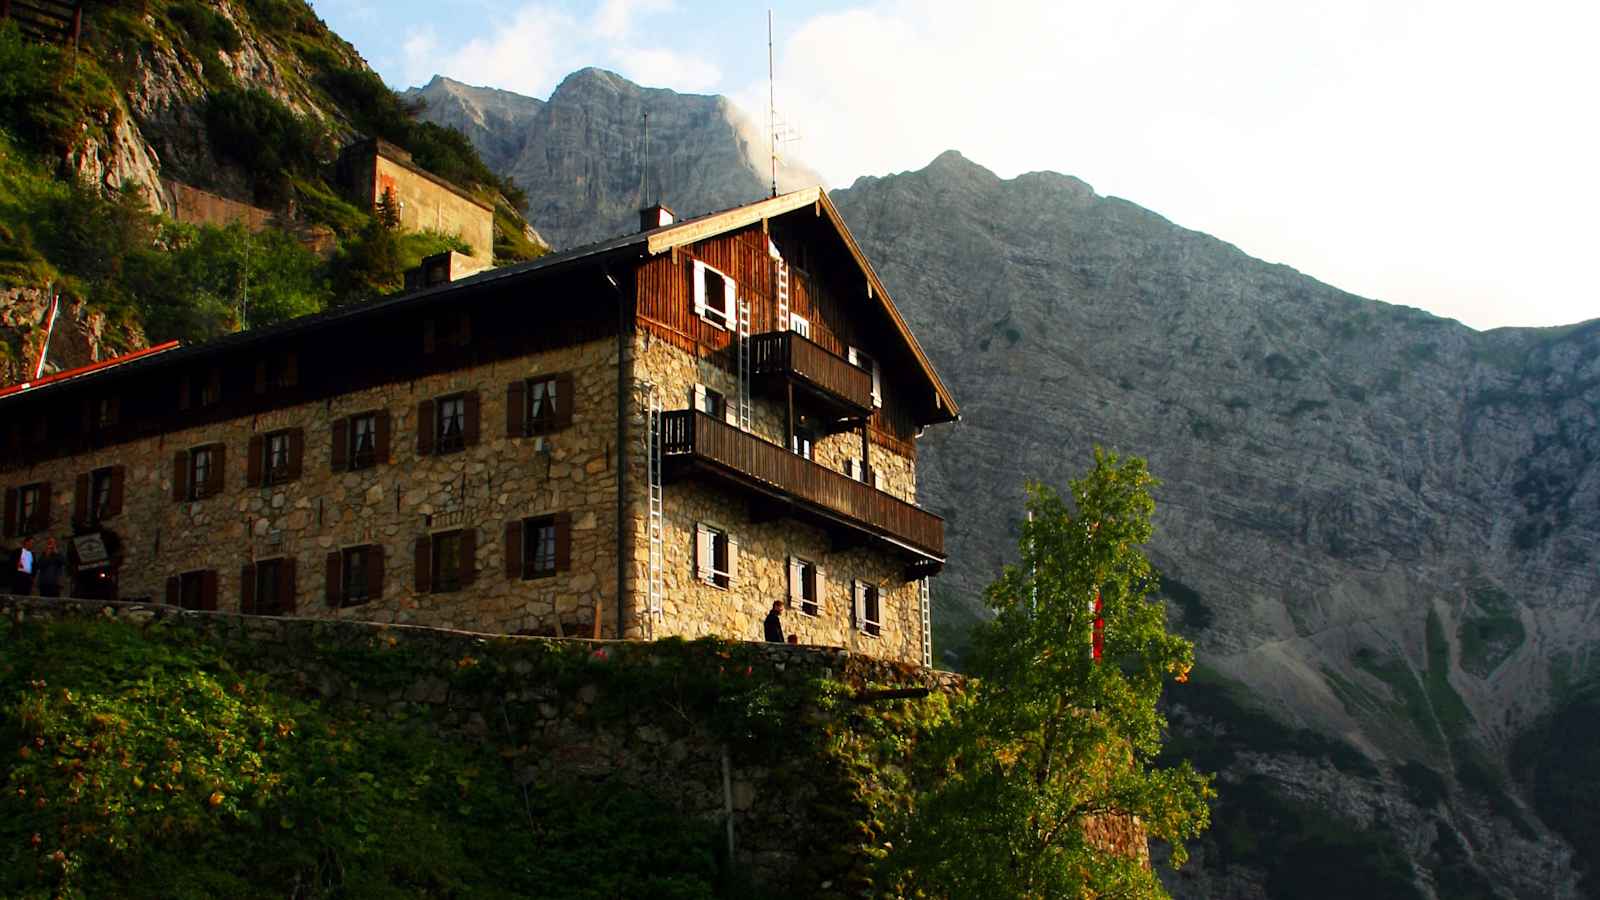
628, 331, 929, 662
0, 338, 624, 637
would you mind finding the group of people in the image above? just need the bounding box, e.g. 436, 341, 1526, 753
10, 536, 67, 597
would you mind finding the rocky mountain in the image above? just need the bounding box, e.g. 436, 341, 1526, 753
426, 66, 1599, 897
412, 67, 823, 249
401, 75, 544, 174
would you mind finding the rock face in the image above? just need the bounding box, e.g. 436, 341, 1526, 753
411, 68, 823, 249
401, 76, 545, 174
830, 151, 1598, 897
0, 287, 143, 384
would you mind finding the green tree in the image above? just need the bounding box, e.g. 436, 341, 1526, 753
888, 450, 1213, 898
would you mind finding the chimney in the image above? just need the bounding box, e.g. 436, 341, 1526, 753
639, 204, 675, 232
404, 250, 487, 290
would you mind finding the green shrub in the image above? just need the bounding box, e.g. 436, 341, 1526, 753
204, 88, 327, 203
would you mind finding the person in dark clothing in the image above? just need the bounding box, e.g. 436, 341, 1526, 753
35, 538, 66, 598
764, 600, 785, 643
12, 536, 34, 595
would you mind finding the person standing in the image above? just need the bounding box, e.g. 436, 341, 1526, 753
12, 536, 35, 595
764, 600, 785, 643
35, 537, 65, 599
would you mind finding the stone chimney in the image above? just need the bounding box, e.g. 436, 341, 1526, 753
404, 250, 488, 290
639, 204, 675, 232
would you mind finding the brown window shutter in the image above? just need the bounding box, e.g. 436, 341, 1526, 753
79, 399, 92, 435
374, 411, 391, 462
504, 519, 523, 579
206, 368, 221, 404
325, 550, 342, 608
208, 444, 226, 496
506, 380, 526, 437
241, 563, 257, 614
108, 466, 125, 517
422, 319, 437, 354
460, 528, 477, 587
330, 417, 349, 471
201, 570, 218, 611
37, 482, 50, 529
555, 511, 572, 572
457, 313, 472, 347
367, 546, 384, 602
2, 487, 13, 537
254, 360, 268, 394
172, 452, 188, 501
178, 377, 192, 411
74, 473, 89, 524
414, 536, 431, 593
416, 401, 435, 455
106, 396, 120, 426
166, 576, 179, 606
462, 391, 481, 447
279, 557, 297, 614
286, 428, 304, 479
246, 435, 264, 487
555, 372, 575, 427
281, 352, 299, 388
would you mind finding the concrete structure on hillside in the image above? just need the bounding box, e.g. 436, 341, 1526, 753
338, 138, 496, 270
0, 189, 959, 665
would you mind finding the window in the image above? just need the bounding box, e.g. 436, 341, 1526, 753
692, 260, 735, 329
167, 570, 217, 611
326, 544, 384, 608
244, 557, 295, 616
264, 431, 292, 483
506, 513, 570, 580
174, 444, 225, 502
525, 376, 563, 434
200, 368, 221, 406
847, 347, 882, 408
343, 547, 370, 605
694, 522, 735, 589
791, 425, 817, 460
5, 482, 49, 536
190, 446, 214, 499
437, 395, 466, 453
693, 384, 726, 420
90, 468, 114, 522
88, 396, 120, 431
788, 556, 821, 617
790, 314, 811, 338
350, 413, 378, 468
423, 313, 471, 353
255, 352, 299, 394
853, 580, 882, 637
432, 530, 465, 593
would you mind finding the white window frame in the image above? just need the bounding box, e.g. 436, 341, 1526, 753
695, 522, 736, 589
846, 346, 882, 409
853, 579, 882, 637
692, 383, 737, 426
789, 556, 822, 616
692, 260, 736, 330
789, 313, 811, 338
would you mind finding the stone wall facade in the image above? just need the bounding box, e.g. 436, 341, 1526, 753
1, 337, 624, 637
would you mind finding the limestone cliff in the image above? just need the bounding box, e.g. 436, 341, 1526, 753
411, 68, 823, 249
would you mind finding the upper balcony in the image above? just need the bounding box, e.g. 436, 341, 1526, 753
749, 331, 873, 424
659, 410, 943, 575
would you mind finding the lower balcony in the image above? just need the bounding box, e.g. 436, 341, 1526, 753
658, 410, 944, 575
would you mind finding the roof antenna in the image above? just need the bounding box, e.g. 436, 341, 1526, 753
638, 110, 650, 206
768, 10, 777, 198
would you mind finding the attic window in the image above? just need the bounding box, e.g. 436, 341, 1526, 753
692, 260, 735, 330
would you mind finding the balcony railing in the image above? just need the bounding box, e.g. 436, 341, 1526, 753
659, 410, 944, 560
750, 331, 873, 414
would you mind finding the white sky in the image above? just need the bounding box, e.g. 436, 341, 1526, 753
315, 0, 1600, 330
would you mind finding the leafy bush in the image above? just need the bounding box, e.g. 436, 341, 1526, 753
1514, 689, 1600, 897
0, 23, 123, 154
204, 88, 328, 203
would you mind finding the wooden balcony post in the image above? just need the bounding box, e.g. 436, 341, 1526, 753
786, 381, 795, 451
860, 419, 870, 480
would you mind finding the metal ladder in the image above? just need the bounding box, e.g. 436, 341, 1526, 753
775, 257, 790, 331
736, 298, 752, 432
646, 393, 665, 638
919, 577, 933, 668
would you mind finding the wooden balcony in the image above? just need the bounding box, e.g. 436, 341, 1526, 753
750, 331, 873, 421
659, 410, 943, 569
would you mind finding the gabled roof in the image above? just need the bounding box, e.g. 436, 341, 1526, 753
645, 188, 959, 422
0, 188, 958, 422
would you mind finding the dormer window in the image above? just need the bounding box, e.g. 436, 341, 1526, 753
255, 351, 299, 394
692, 260, 736, 330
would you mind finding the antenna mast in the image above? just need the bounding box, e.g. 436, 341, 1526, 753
639, 111, 650, 206
768, 10, 777, 198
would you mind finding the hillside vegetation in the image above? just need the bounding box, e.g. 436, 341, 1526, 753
0, 1, 545, 376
